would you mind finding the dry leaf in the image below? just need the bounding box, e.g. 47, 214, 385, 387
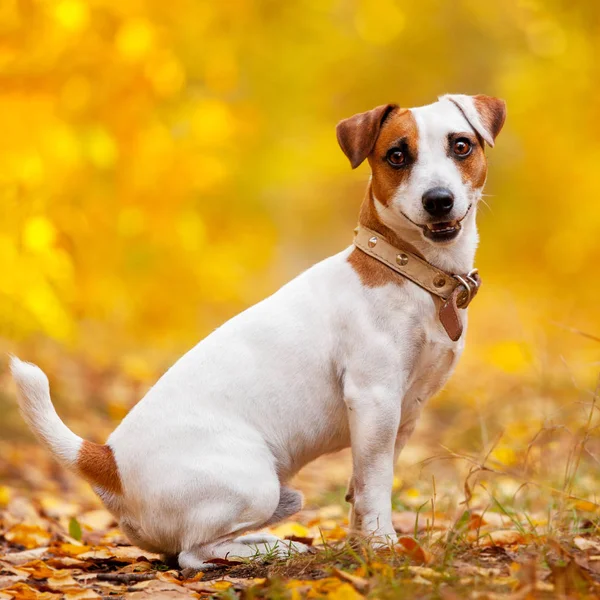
477, 530, 524, 547
63, 591, 100, 600
0, 582, 60, 599
573, 536, 600, 552
46, 569, 79, 591
77, 510, 115, 531
127, 580, 198, 599
331, 568, 369, 592
270, 522, 310, 539
5, 524, 52, 550
394, 536, 432, 564
284, 534, 314, 546
2, 548, 48, 566
17, 560, 56, 580
0, 576, 28, 591
326, 582, 364, 599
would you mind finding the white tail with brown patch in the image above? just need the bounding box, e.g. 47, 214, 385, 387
10, 356, 121, 495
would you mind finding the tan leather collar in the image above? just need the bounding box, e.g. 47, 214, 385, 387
353, 225, 481, 341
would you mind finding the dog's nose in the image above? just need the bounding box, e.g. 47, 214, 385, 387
422, 187, 454, 218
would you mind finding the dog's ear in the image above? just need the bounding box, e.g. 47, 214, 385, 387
443, 94, 506, 147
336, 104, 398, 169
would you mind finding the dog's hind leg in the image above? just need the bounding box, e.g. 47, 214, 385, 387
229, 487, 304, 548
178, 486, 306, 570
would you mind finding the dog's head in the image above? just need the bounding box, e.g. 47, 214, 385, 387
337, 95, 506, 246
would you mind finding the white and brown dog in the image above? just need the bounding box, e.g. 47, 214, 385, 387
11, 93, 505, 569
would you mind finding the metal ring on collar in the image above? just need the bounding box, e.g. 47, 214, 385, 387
453, 274, 473, 308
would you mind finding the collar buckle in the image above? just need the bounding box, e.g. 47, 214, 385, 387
453, 269, 480, 309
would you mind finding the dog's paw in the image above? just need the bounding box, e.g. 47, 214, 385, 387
179, 551, 224, 571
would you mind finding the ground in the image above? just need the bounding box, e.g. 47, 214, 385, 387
1, 340, 600, 599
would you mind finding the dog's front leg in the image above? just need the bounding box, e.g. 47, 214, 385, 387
344, 378, 401, 546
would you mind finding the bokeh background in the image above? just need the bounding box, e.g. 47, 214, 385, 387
1, 0, 599, 515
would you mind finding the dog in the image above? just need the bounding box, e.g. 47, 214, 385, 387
11, 93, 505, 569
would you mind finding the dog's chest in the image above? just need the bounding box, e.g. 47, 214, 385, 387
369, 282, 464, 404
406, 310, 462, 404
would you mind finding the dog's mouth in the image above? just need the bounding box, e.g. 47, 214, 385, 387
401, 204, 472, 244
423, 220, 462, 242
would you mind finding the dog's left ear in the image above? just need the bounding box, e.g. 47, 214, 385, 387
443, 94, 506, 147
336, 104, 398, 169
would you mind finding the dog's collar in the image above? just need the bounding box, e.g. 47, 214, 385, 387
353, 225, 481, 342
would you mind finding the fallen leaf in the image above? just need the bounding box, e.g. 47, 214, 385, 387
0, 576, 28, 591
17, 560, 57, 579
127, 580, 198, 598
407, 566, 444, 580
320, 525, 347, 541
394, 536, 432, 564
63, 591, 100, 599
331, 568, 369, 592
47, 569, 79, 591
203, 557, 243, 566
477, 530, 524, 547
1, 582, 60, 599
284, 534, 314, 546
68, 518, 82, 542
326, 582, 364, 599
5, 524, 52, 549
270, 522, 310, 539
573, 536, 600, 552
411, 574, 433, 586
2, 548, 48, 566
77, 510, 115, 531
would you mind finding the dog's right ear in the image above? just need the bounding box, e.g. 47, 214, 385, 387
336, 104, 398, 169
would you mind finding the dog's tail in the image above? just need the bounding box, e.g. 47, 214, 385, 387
10, 356, 122, 496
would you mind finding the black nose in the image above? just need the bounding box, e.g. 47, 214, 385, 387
422, 187, 454, 217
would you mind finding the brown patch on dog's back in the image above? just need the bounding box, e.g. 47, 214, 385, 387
78, 441, 122, 495
368, 108, 419, 207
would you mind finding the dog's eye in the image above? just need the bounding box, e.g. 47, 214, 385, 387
387, 149, 406, 167
453, 138, 472, 157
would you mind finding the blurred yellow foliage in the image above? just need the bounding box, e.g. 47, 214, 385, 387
0, 0, 598, 401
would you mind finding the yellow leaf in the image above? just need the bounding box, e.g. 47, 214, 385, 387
63, 591, 100, 599
18, 560, 57, 580
47, 570, 78, 591
270, 522, 310, 539
0, 582, 60, 599
320, 525, 347, 541
211, 581, 232, 590
327, 582, 364, 600
5, 524, 52, 550
53, 543, 90, 557
331, 568, 369, 593
477, 530, 524, 547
